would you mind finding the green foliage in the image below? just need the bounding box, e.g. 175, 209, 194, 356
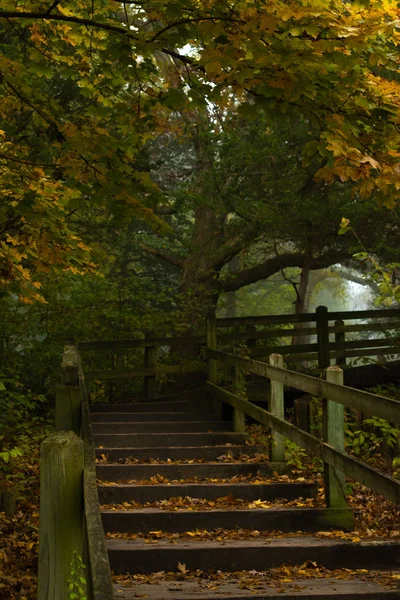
346, 417, 400, 458
68, 551, 87, 600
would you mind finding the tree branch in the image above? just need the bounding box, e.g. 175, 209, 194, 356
140, 242, 184, 269
220, 250, 349, 293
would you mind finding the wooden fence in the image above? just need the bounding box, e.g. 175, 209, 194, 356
77, 306, 400, 396
38, 345, 114, 600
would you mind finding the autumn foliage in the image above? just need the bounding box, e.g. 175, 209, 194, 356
1, 0, 400, 301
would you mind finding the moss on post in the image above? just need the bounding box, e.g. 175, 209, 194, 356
38, 431, 84, 600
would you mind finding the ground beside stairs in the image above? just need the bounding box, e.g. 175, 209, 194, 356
91, 391, 400, 599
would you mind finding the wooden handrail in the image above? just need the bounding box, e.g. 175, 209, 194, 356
79, 365, 115, 600
207, 349, 400, 424
206, 381, 400, 504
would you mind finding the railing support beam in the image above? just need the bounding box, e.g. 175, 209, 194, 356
269, 354, 285, 463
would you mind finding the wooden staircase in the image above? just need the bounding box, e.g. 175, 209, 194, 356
91, 392, 400, 599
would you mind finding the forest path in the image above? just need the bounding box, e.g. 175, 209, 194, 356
91, 391, 400, 599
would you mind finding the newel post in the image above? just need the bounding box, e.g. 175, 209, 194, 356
324, 366, 347, 509
38, 431, 84, 600
55, 345, 81, 436
269, 354, 285, 462
206, 310, 220, 414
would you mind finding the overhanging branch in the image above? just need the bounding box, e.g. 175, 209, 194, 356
220, 251, 348, 293
140, 242, 184, 269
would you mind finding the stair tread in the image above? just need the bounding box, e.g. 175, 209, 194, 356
113, 576, 400, 599
108, 536, 400, 549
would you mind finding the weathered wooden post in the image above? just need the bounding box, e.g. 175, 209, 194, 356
206, 309, 220, 414
335, 319, 346, 368
38, 431, 84, 600
144, 336, 157, 399
269, 354, 285, 463
232, 365, 246, 433
55, 345, 81, 435
316, 305, 330, 370
324, 366, 347, 509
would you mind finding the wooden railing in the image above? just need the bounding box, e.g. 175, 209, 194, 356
38, 345, 114, 600
77, 306, 400, 400
205, 346, 400, 508
215, 306, 400, 368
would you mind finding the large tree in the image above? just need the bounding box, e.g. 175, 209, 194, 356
140, 111, 400, 321
2, 0, 400, 303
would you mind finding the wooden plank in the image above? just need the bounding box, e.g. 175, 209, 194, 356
78, 335, 205, 351
218, 327, 318, 341
207, 382, 400, 504
330, 347, 400, 359
252, 342, 317, 357
207, 350, 400, 424
80, 372, 115, 600
216, 308, 400, 328
85, 362, 207, 381
216, 313, 317, 327
330, 338, 400, 351
329, 321, 400, 334
327, 308, 400, 321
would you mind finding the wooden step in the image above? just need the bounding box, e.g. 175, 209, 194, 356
98, 481, 318, 504
113, 576, 400, 599
91, 412, 204, 423
102, 507, 354, 534
94, 432, 248, 448
97, 462, 275, 481
107, 537, 400, 574
96, 445, 266, 462
92, 421, 232, 434
90, 400, 199, 413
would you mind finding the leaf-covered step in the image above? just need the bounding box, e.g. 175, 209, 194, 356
90, 400, 199, 413
113, 574, 400, 599
92, 421, 233, 434
102, 507, 353, 535
95, 445, 267, 462
91, 412, 203, 423
97, 462, 274, 482
107, 537, 400, 574
94, 432, 248, 448
98, 481, 317, 504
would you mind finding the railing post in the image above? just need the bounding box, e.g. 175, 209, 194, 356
55, 345, 81, 435
324, 366, 347, 509
144, 337, 157, 399
316, 305, 330, 369
38, 431, 84, 600
269, 353, 285, 462
206, 309, 220, 414
335, 319, 346, 367
232, 365, 246, 433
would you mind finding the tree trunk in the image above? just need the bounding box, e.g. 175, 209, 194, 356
292, 263, 311, 346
